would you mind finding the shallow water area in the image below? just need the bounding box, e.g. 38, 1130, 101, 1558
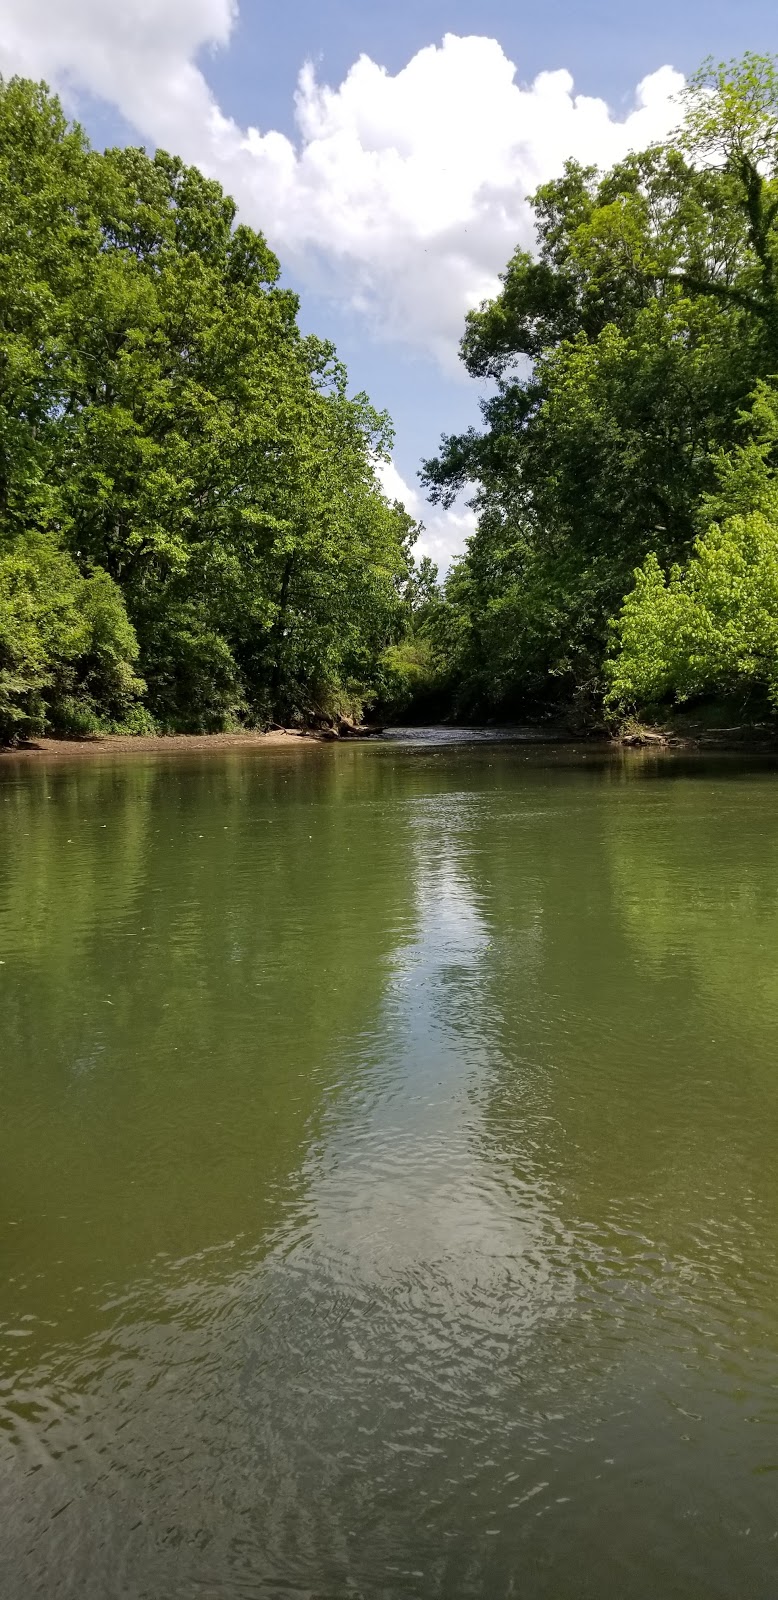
1, 733, 777, 1597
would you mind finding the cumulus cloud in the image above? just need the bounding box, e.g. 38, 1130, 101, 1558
258, 43, 683, 365
377, 459, 476, 573
0, 0, 235, 147
0, 4, 684, 365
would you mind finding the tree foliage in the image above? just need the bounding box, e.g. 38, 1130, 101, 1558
423, 53, 778, 724
607, 382, 778, 712
0, 77, 415, 739
0, 533, 145, 743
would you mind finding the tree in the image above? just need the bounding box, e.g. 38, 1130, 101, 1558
607, 382, 778, 713
0, 533, 144, 742
0, 76, 412, 738
422, 55, 778, 721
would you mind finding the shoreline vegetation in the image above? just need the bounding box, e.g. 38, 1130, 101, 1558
5, 56, 778, 745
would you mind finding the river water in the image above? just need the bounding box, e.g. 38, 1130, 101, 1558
1, 736, 777, 1598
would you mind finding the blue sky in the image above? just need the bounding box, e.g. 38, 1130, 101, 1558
1, 0, 776, 562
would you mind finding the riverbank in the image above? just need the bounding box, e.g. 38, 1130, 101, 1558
5, 717, 778, 759
614, 711, 778, 751
0, 729, 333, 758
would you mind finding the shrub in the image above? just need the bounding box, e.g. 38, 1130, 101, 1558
0, 534, 145, 742
606, 514, 778, 713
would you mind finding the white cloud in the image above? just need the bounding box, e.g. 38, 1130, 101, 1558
377, 458, 476, 573
0, 4, 684, 366
0, 0, 235, 147
257, 42, 683, 366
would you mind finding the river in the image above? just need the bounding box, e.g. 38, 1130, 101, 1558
1, 734, 777, 1597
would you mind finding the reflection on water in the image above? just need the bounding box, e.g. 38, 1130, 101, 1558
1, 743, 777, 1598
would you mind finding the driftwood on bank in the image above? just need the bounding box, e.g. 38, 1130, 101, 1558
278, 719, 384, 741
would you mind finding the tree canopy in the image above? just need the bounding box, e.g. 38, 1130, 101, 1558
0, 77, 416, 740
422, 53, 778, 726
7, 57, 778, 741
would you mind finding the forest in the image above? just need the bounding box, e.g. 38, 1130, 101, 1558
419, 53, 778, 729
3, 54, 778, 740
0, 76, 417, 741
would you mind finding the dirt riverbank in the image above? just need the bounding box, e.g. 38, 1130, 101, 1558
0, 729, 334, 758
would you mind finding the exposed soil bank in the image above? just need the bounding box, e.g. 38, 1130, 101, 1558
0, 729, 332, 759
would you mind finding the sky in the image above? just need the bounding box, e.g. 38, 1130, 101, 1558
0, 0, 776, 565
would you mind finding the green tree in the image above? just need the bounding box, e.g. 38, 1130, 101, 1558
376, 554, 449, 719
422, 54, 778, 721
607, 382, 778, 713
0, 533, 144, 742
0, 76, 412, 739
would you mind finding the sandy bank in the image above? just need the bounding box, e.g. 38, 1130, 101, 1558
1, 729, 331, 759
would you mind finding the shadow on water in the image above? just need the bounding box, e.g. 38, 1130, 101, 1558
0, 742, 777, 1597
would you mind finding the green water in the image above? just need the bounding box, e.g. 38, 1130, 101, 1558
1, 736, 777, 1599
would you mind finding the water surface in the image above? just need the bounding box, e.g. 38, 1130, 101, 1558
1, 738, 777, 1597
